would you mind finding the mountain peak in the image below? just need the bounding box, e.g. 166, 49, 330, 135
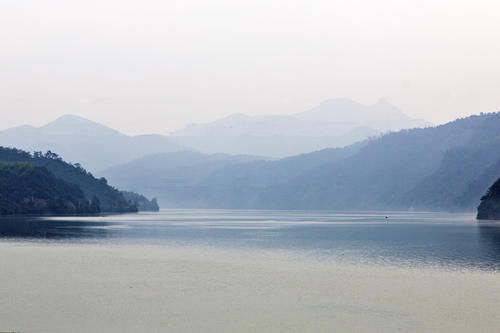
49, 114, 102, 126
296, 98, 366, 120
316, 98, 363, 109
42, 114, 123, 136
0, 114, 184, 171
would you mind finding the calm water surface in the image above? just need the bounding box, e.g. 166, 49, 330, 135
0, 209, 499, 270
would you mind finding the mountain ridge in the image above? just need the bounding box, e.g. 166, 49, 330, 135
171, 98, 431, 157
0, 99, 432, 168
101, 112, 500, 212
0, 115, 185, 171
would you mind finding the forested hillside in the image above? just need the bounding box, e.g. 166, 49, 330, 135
121, 191, 159, 212
0, 147, 138, 213
0, 162, 92, 215
477, 178, 500, 220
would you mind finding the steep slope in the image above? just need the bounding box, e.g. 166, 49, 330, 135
477, 178, 500, 220
270, 112, 500, 211
454, 158, 500, 210
0, 147, 137, 213
0, 115, 184, 171
401, 145, 500, 211
265, 112, 500, 211
0, 162, 91, 215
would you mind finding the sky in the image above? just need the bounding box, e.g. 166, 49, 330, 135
1, 0, 499, 135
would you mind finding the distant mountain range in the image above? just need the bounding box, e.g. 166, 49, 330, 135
100, 112, 500, 212
0, 115, 184, 171
171, 98, 431, 157
99, 151, 261, 195
6, 99, 498, 213
97, 145, 362, 207
1, 102, 497, 212
0, 99, 430, 171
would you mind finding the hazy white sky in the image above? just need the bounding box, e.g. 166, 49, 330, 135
1, 0, 499, 135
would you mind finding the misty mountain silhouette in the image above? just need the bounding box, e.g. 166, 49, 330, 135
0, 115, 185, 171
98, 151, 264, 201
171, 98, 431, 157
101, 112, 500, 212
0, 99, 431, 170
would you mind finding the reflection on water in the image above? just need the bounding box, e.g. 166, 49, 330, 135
0, 210, 499, 270
478, 224, 500, 263
0, 216, 120, 239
